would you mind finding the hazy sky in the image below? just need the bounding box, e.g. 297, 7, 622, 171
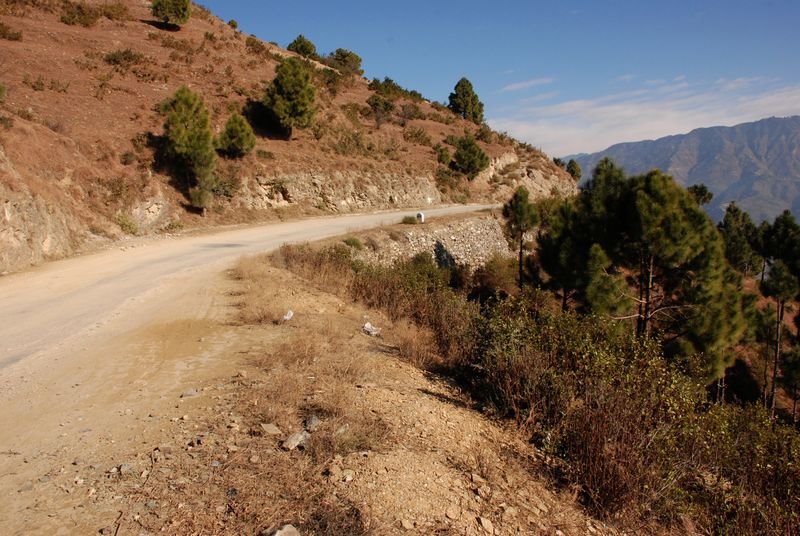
202, 0, 799, 156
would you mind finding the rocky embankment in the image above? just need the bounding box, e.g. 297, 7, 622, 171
351, 212, 512, 268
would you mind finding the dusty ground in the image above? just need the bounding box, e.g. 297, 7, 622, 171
0, 211, 616, 535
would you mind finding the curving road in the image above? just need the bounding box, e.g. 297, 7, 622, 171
0, 205, 490, 369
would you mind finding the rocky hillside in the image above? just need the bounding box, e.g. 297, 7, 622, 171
568, 115, 800, 222
0, 0, 574, 274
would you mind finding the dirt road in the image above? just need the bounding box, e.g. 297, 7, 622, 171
0, 205, 488, 534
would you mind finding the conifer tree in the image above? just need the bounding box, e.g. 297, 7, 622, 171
502, 186, 539, 289
536, 160, 745, 378
217, 112, 256, 158
151, 0, 191, 26
287, 34, 318, 59
687, 183, 713, 205
718, 202, 762, 277
162, 86, 216, 212
323, 48, 363, 77
566, 159, 582, 181
264, 57, 316, 138
452, 134, 489, 178
448, 77, 484, 124
585, 244, 627, 317
761, 259, 799, 415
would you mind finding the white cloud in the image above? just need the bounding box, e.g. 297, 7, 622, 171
615, 73, 637, 82
488, 80, 800, 156
499, 77, 554, 93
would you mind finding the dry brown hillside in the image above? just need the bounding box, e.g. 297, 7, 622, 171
0, 0, 574, 273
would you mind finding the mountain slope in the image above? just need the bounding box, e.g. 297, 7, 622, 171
0, 0, 574, 273
569, 116, 800, 222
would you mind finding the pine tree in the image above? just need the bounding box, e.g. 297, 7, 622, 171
162, 86, 216, 212
151, 0, 191, 26
566, 159, 582, 181
585, 244, 627, 317
718, 202, 762, 277
782, 345, 800, 422
216, 112, 256, 158
323, 48, 363, 77
448, 78, 484, 124
452, 134, 489, 178
502, 186, 539, 289
536, 161, 745, 378
687, 183, 713, 205
287, 34, 318, 59
264, 57, 316, 138
761, 259, 799, 415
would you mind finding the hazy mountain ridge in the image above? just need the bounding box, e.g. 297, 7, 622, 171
568, 116, 800, 222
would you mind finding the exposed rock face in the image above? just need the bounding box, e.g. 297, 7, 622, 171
238, 171, 442, 212
0, 148, 84, 273
354, 215, 512, 268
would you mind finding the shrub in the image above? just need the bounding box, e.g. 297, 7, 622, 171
24, 75, 45, 91
434, 144, 451, 165
60, 1, 101, 27
227, 19, 238, 30
256, 149, 275, 160
216, 112, 256, 158
366, 94, 394, 129
119, 151, 136, 165
316, 68, 343, 96
104, 48, 145, 70
287, 34, 318, 59
368, 77, 423, 101
322, 48, 363, 77
399, 103, 424, 121
401, 216, 417, 225
0, 21, 22, 41
475, 123, 494, 143
0, 82, 6, 103
343, 237, 363, 250
60, 1, 130, 27
452, 134, 490, 178
115, 213, 139, 235
403, 127, 432, 146
151, 0, 191, 26
0, 115, 13, 130
245, 35, 268, 57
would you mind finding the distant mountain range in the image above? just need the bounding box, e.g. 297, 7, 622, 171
567, 116, 800, 222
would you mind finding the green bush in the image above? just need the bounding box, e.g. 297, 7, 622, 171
401, 215, 417, 225
151, 0, 191, 26
0, 21, 22, 41
287, 34, 318, 59
322, 48, 363, 77
0, 82, 6, 104
216, 112, 256, 158
451, 134, 490, 178
115, 213, 139, 235
227, 19, 238, 30
434, 144, 451, 165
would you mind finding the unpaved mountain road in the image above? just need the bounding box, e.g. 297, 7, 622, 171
0, 205, 489, 534
0, 205, 487, 369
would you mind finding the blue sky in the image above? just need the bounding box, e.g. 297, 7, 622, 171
201, 0, 799, 156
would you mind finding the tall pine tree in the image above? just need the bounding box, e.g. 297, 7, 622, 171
448, 78, 484, 124
264, 58, 316, 138
502, 186, 538, 289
